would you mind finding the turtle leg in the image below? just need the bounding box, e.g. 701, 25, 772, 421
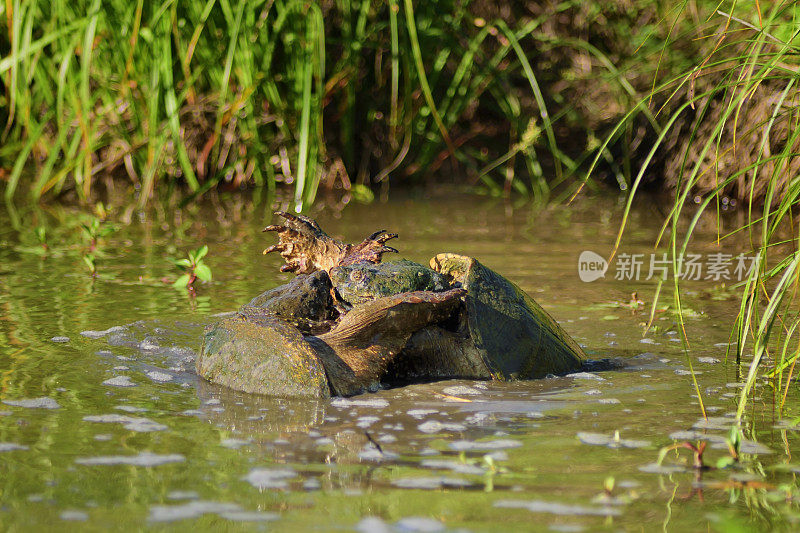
264, 213, 399, 274
340, 230, 398, 266
263, 212, 349, 273
309, 288, 466, 396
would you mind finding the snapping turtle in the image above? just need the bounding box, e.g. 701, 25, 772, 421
196, 212, 586, 397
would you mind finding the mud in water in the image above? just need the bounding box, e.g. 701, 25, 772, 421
0, 191, 797, 531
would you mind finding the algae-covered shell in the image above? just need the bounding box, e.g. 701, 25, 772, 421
197, 315, 330, 398
430, 253, 585, 378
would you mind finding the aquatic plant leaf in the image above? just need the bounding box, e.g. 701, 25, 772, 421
194, 245, 209, 262
173, 273, 191, 288
194, 264, 212, 282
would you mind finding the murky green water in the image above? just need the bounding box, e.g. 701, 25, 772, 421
1, 191, 799, 531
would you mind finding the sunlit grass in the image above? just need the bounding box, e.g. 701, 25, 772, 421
599, 1, 800, 420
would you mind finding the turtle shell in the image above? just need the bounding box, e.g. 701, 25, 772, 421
430, 253, 585, 378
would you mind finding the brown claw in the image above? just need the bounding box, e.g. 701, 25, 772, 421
263, 244, 285, 255
264, 213, 402, 275
366, 230, 398, 245
376, 233, 398, 244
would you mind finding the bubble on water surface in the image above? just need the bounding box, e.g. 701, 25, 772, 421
494, 499, 620, 517
419, 459, 485, 475
84, 414, 167, 432
76, 452, 185, 466
220, 510, 280, 522
81, 326, 128, 339
102, 376, 137, 387
392, 476, 473, 490
441, 385, 482, 396
692, 416, 739, 430
359, 448, 399, 461
148, 501, 253, 522
395, 516, 446, 531
709, 439, 772, 455
357, 416, 380, 428
139, 337, 161, 351
3, 397, 61, 409
417, 421, 466, 434
115, 405, 147, 413
567, 372, 605, 381
698, 357, 720, 364
167, 491, 199, 500
146, 371, 174, 383
244, 468, 297, 489
638, 462, 686, 474
59, 510, 89, 521
0, 442, 29, 452
549, 525, 586, 532
357, 517, 391, 533
220, 438, 250, 449
668, 430, 728, 444
331, 398, 389, 409
449, 439, 522, 451
577, 432, 650, 449
107, 332, 136, 347
407, 409, 439, 419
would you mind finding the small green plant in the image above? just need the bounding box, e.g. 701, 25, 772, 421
603, 476, 615, 496
80, 218, 117, 252
171, 246, 212, 290
35, 226, 48, 251
83, 253, 97, 277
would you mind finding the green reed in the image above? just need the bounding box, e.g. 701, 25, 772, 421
2, 0, 623, 208
598, 1, 800, 419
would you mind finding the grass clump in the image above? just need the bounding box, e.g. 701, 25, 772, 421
594, 1, 800, 419
0, 0, 730, 209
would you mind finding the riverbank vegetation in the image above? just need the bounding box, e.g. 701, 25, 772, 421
2, 0, 785, 207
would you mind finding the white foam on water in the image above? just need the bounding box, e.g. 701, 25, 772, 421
76, 452, 185, 466
2, 397, 61, 409
243, 468, 297, 489
102, 376, 137, 387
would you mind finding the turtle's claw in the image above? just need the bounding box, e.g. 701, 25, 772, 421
280, 263, 300, 273
264, 214, 401, 274
263, 244, 287, 255
366, 230, 398, 245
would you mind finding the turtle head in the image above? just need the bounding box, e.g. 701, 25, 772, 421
430, 253, 474, 286
329, 263, 384, 305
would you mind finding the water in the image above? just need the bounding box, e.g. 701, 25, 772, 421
1, 191, 798, 531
